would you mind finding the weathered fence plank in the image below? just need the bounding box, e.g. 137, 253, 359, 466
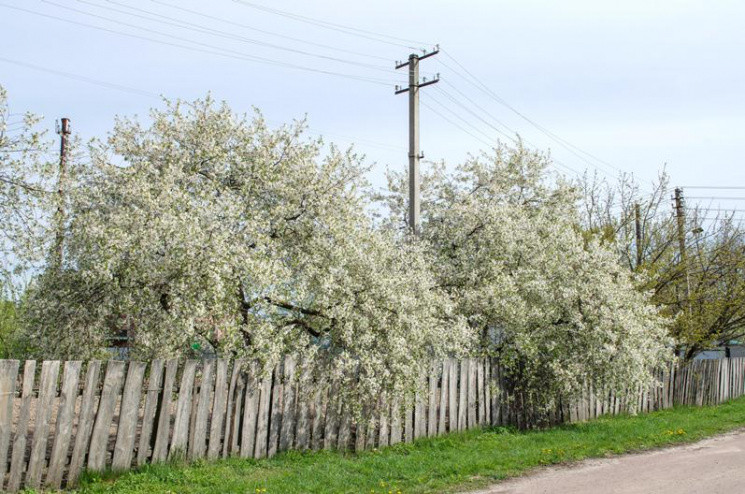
311, 381, 326, 451
7, 360, 35, 492
46, 360, 81, 487
403, 393, 413, 443
268, 362, 283, 457
489, 361, 500, 426
222, 359, 241, 458
279, 356, 297, 452
0, 360, 19, 489
26, 360, 61, 489
254, 374, 271, 458
427, 364, 438, 437
366, 415, 377, 450
337, 403, 352, 450
87, 360, 126, 472
152, 359, 178, 463
379, 395, 390, 447
112, 361, 146, 471
484, 359, 491, 425
354, 418, 366, 452
170, 360, 197, 458
477, 359, 485, 424
137, 359, 164, 466
323, 382, 339, 449
294, 364, 311, 450
240, 367, 259, 458
449, 358, 458, 431
414, 375, 426, 439
467, 359, 477, 428
66, 360, 101, 487
189, 359, 214, 460
438, 360, 449, 435
389, 395, 402, 445
229, 373, 246, 456
458, 359, 467, 431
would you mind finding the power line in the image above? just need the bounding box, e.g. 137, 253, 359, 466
420, 100, 494, 149
437, 50, 622, 176
0, 57, 405, 154
148, 0, 393, 63
0, 56, 161, 98
424, 94, 498, 143
428, 85, 589, 178
433, 85, 516, 142
421, 98, 583, 177
682, 186, 745, 190
440, 80, 515, 137
304, 127, 405, 152
2, 3, 396, 87
70, 0, 402, 76
230, 0, 432, 50
694, 208, 745, 213
690, 217, 745, 222
686, 197, 745, 201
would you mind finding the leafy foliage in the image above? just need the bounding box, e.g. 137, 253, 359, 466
580, 171, 745, 359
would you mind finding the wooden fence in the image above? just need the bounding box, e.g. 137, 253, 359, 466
0, 356, 741, 492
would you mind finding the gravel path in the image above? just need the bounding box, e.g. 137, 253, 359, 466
472, 430, 745, 494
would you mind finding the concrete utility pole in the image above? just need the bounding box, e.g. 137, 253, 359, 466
674, 187, 691, 305
634, 203, 643, 269
53, 117, 71, 271
395, 46, 439, 235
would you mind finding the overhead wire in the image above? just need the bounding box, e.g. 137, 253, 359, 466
686, 197, 745, 201
1, 3, 397, 87
427, 83, 589, 178
0, 58, 405, 154
420, 100, 494, 150
44, 0, 402, 82
423, 93, 499, 144
440, 80, 515, 136
437, 50, 622, 176
70, 0, 403, 76
681, 186, 745, 190
695, 208, 745, 213
230, 0, 432, 50
432, 85, 516, 143
9, 0, 632, 183
0, 56, 161, 98
422, 92, 584, 177
148, 0, 393, 62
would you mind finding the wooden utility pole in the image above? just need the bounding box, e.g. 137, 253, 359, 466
674, 187, 691, 304
53, 117, 71, 271
395, 47, 439, 235
634, 202, 643, 269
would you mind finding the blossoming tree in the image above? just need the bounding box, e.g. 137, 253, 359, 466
380, 144, 671, 416
24, 97, 471, 401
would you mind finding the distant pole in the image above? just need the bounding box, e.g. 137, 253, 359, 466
53, 117, 71, 271
634, 203, 643, 269
395, 46, 439, 235
674, 187, 691, 305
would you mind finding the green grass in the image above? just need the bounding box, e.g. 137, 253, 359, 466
71, 396, 745, 494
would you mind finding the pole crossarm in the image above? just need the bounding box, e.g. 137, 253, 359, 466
395, 45, 440, 68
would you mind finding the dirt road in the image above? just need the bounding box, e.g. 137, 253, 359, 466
473, 431, 745, 494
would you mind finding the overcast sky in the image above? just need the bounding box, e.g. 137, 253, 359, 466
2, 0, 744, 212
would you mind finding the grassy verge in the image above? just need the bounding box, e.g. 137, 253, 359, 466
71, 396, 745, 494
